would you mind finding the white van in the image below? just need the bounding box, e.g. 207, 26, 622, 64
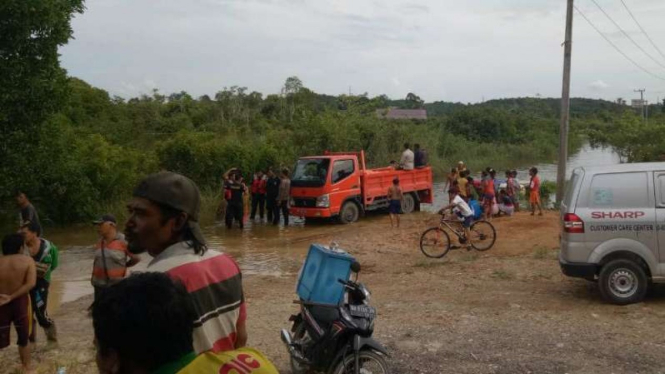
559, 163, 665, 304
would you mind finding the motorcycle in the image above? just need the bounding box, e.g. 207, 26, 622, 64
281, 261, 390, 374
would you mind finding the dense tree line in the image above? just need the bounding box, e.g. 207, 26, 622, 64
5, 75, 611, 224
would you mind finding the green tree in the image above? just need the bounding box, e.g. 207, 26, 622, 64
405, 92, 424, 109
0, 0, 85, 198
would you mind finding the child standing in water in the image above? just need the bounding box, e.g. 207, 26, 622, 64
529, 167, 543, 216
388, 178, 403, 228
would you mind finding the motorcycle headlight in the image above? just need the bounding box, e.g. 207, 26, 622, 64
316, 194, 330, 208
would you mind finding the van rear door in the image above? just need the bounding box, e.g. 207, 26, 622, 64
575, 172, 657, 259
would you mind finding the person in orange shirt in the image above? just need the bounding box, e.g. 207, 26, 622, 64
91, 215, 141, 304
481, 170, 495, 221
529, 167, 543, 216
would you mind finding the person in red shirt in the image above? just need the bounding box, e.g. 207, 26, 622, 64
529, 167, 543, 216
250, 170, 267, 221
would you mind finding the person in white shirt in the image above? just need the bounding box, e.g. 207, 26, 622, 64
399, 143, 414, 170
439, 187, 474, 249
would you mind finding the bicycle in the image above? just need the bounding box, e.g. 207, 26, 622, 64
419, 210, 497, 258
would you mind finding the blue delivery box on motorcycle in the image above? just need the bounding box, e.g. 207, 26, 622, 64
297, 244, 355, 305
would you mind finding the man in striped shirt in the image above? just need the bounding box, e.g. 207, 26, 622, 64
124, 172, 247, 353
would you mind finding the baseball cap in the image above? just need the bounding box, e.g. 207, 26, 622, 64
132, 172, 206, 245
93, 214, 117, 225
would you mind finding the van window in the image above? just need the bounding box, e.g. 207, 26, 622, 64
563, 169, 583, 207
588, 172, 649, 208
658, 173, 665, 206
332, 160, 354, 184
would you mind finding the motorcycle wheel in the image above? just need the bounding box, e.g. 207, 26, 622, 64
290, 321, 310, 374
329, 350, 390, 374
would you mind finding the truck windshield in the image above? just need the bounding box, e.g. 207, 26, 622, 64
292, 158, 330, 187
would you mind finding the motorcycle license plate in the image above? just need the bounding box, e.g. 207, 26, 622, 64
349, 305, 376, 318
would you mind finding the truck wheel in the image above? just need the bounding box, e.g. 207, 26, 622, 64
401, 193, 415, 214
339, 202, 360, 224
598, 259, 648, 305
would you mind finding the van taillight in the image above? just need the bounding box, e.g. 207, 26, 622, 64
563, 213, 584, 233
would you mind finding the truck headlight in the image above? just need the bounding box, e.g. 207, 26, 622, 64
316, 194, 330, 208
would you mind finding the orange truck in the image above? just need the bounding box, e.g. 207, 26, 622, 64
289, 151, 434, 223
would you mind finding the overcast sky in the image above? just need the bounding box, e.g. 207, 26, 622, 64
60, 0, 665, 103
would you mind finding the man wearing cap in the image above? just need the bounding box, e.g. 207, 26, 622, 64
125, 171, 248, 354
91, 214, 141, 303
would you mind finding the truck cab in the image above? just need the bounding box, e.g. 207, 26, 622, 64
289, 151, 433, 223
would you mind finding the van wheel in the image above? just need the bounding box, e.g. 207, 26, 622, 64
401, 193, 415, 214
598, 259, 648, 305
339, 202, 360, 224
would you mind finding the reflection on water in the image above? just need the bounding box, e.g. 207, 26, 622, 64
46, 214, 386, 314
47, 144, 619, 313
517, 143, 620, 183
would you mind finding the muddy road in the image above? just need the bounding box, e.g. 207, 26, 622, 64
3, 211, 665, 374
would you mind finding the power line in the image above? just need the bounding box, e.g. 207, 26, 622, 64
619, 0, 665, 63
589, 0, 665, 70
574, 5, 665, 81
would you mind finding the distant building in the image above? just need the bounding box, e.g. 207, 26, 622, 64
631, 99, 647, 108
376, 107, 428, 120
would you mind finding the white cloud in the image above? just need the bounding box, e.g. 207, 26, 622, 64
59, 0, 665, 102
589, 80, 610, 90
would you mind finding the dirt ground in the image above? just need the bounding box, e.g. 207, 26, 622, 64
4, 211, 665, 373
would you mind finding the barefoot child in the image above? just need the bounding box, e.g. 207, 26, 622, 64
481, 170, 495, 221
529, 167, 543, 216
388, 178, 403, 228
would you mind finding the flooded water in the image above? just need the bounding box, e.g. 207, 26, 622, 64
46, 143, 620, 314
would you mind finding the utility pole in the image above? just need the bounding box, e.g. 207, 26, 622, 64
634, 88, 646, 122
556, 0, 574, 205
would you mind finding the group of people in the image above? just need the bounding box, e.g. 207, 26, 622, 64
219, 167, 291, 229
1, 192, 60, 373
446, 162, 544, 221
391, 142, 429, 171
1, 173, 280, 373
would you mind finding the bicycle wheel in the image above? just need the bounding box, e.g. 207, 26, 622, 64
419, 227, 451, 258
470, 220, 496, 251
